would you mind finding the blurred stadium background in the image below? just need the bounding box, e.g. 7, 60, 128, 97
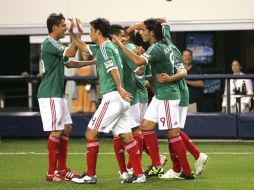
0, 0, 254, 189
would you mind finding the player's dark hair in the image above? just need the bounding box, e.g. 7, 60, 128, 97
90, 18, 110, 38
123, 26, 135, 43
47, 13, 65, 33
110, 24, 124, 35
143, 18, 163, 41
110, 24, 123, 40
182, 48, 193, 56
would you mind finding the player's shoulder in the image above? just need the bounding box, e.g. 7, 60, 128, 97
103, 40, 115, 49
146, 42, 159, 54
43, 37, 63, 50
125, 43, 135, 50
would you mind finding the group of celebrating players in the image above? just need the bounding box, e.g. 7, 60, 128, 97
37, 13, 208, 184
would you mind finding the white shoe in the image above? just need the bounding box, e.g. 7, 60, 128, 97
71, 173, 97, 184
195, 153, 208, 176
160, 155, 168, 166
127, 168, 134, 176
119, 171, 129, 181
133, 174, 146, 183
122, 174, 146, 183
159, 169, 181, 179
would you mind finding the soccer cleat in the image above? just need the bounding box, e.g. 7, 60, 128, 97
159, 169, 181, 179
177, 172, 195, 180
58, 168, 80, 180
144, 166, 164, 178
121, 174, 146, 183
160, 155, 168, 167
195, 153, 208, 176
46, 171, 69, 182
127, 168, 134, 176
119, 171, 129, 181
71, 172, 97, 184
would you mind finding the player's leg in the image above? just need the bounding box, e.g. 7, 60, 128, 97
57, 98, 80, 179
126, 104, 143, 172
38, 98, 68, 182
113, 104, 145, 183
118, 132, 145, 183
72, 91, 129, 184
72, 127, 99, 184
141, 97, 163, 177
162, 100, 194, 180
113, 134, 128, 180
139, 102, 168, 168
178, 106, 208, 176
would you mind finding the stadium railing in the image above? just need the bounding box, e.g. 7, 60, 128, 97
0, 74, 254, 114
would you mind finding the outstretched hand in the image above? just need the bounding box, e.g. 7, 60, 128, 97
68, 18, 75, 33
127, 22, 144, 33
111, 34, 125, 49
76, 18, 83, 34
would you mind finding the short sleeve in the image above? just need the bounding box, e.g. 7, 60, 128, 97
174, 62, 185, 72
141, 48, 156, 64
145, 64, 152, 77
101, 46, 118, 73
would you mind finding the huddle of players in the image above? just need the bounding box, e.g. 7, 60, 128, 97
40, 13, 208, 184
69, 17, 208, 184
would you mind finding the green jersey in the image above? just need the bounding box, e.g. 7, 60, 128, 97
88, 40, 123, 95
142, 41, 180, 100
162, 23, 189, 106
136, 65, 151, 103
120, 43, 139, 105
38, 36, 69, 98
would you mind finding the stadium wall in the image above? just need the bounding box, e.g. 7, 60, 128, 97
0, 0, 254, 35
1, 112, 254, 139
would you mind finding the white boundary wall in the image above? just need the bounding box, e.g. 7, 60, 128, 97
0, 0, 254, 34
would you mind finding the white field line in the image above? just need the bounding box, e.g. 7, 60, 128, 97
0, 152, 254, 155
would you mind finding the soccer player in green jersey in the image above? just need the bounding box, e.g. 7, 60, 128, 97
110, 25, 148, 181
157, 19, 208, 178
68, 18, 145, 184
38, 13, 96, 182
112, 18, 194, 179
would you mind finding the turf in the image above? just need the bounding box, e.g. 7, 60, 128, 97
0, 138, 254, 190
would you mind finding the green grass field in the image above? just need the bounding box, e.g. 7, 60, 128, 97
0, 138, 254, 190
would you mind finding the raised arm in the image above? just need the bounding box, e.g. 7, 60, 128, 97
64, 18, 84, 57
111, 34, 146, 66
68, 18, 90, 53
65, 59, 96, 68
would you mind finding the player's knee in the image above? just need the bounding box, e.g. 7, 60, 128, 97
64, 124, 72, 135
50, 130, 62, 138
85, 128, 98, 141
166, 128, 180, 138
141, 119, 156, 131
119, 132, 133, 143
